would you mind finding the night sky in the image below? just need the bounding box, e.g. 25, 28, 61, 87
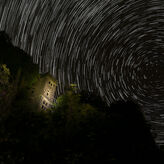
0, 0, 164, 145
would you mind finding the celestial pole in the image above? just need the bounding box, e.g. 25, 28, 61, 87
0, 0, 164, 145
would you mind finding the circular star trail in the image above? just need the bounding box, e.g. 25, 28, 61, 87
0, 0, 164, 145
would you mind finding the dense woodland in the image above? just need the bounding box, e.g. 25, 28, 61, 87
0, 31, 164, 163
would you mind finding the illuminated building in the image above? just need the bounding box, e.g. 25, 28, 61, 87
30, 73, 57, 110
40, 76, 56, 110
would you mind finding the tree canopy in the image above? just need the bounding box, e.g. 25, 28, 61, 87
0, 64, 10, 86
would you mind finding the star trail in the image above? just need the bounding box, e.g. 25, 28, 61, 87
0, 0, 164, 146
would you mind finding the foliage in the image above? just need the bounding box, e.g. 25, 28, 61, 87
0, 64, 15, 111
0, 64, 10, 87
